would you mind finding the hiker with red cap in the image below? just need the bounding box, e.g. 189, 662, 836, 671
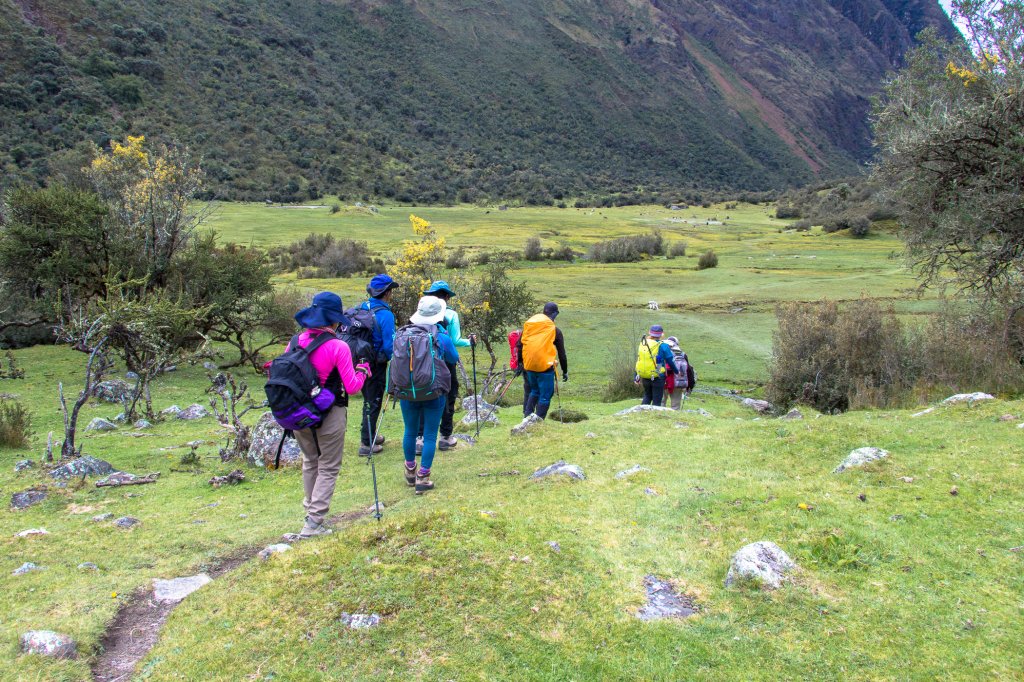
516, 302, 568, 420
634, 324, 675, 406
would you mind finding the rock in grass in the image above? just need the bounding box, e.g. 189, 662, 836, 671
153, 574, 211, 602
84, 417, 118, 432
133, 419, 153, 429
834, 447, 889, 473
462, 395, 498, 413
247, 412, 301, 468
92, 379, 135, 404
911, 407, 935, 418
615, 404, 675, 416
741, 398, 773, 414
258, 544, 292, 560
113, 516, 140, 529
340, 612, 381, 629
177, 403, 209, 420
16, 528, 49, 537
14, 459, 34, 472
13, 562, 43, 575
942, 392, 994, 405
530, 460, 585, 481
615, 465, 650, 480
78, 562, 99, 571
547, 541, 562, 553
682, 408, 713, 417
782, 408, 803, 420
452, 433, 476, 447
160, 405, 183, 418
637, 575, 698, 621
49, 455, 117, 480
725, 541, 797, 589
511, 414, 543, 435
11, 488, 47, 509
20, 631, 77, 659
91, 513, 114, 522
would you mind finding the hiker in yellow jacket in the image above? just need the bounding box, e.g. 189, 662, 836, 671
635, 324, 674, 406
515, 303, 568, 420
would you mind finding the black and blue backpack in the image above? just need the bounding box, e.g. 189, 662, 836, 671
388, 324, 451, 402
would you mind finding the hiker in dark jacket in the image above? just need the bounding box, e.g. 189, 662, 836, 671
634, 324, 674, 406
516, 302, 568, 420
397, 296, 460, 494
358, 274, 398, 456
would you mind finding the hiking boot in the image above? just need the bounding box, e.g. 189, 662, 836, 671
358, 443, 383, 457
404, 463, 417, 487
438, 435, 458, 451
298, 518, 333, 538
415, 436, 423, 456
415, 470, 434, 495
374, 434, 385, 446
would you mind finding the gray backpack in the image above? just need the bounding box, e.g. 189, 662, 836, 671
388, 324, 451, 402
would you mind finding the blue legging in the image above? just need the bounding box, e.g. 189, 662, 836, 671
400, 395, 446, 470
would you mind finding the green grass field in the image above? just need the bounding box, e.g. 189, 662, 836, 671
4, 203, 1018, 681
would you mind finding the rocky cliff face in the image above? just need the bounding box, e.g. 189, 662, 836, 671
0, 0, 957, 199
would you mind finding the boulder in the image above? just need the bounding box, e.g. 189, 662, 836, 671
49, 455, 117, 480
247, 412, 301, 468
741, 398, 773, 414
452, 433, 476, 447
615, 465, 650, 480
11, 488, 47, 509
782, 408, 803, 420
15, 528, 49, 537
14, 459, 34, 472
153, 574, 211, 602
160, 405, 183, 418
177, 403, 209, 420
20, 631, 77, 659
511, 414, 543, 435
942, 392, 994, 405
461, 404, 499, 426
13, 562, 43, 575
133, 419, 153, 429
637, 575, 698, 621
615, 404, 675, 416
203, 361, 218, 371
84, 417, 117, 432
530, 460, 585, 481
462, 395, 497, 413
725, 541, 798, 589
113, 516, 140, 529
258, 544, 292, 560
340, 612, 381, 629
834, 447, 890, 473
92, 379, 135, 404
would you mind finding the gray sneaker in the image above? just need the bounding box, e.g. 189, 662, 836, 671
298, 518, 333, 538
438, 435, 458, 451
415, 437, 423, 456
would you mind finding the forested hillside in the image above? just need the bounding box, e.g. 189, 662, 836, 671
0, 0, 957, 202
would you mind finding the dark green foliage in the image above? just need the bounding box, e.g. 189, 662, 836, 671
0, 399, 33, 448
445, 246, 470, 270
777, 177, 897, 230
524, 237, 543, 261
268, 234, 381, 279
588, 232, 664, 263
668, 242, 688, 258
697, 250, 718, 269
804, 530, 870, 571
775, 205, 802, 219
849, 215, 871, 238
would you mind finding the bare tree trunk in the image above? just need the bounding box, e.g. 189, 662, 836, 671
60, 337, 108, 459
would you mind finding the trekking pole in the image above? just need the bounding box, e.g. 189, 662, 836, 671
364, 407, 383, 521
554, 373, 563, 423
471, 337, 480, 438
478, 371, 517, 427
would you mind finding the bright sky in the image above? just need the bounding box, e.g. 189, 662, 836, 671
939, 0, 969, 34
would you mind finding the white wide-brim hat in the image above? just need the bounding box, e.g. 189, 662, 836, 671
410, 295, 447, 325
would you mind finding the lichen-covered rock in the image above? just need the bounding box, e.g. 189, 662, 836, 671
452, 433, 476, 447
637, 575, 698, 621
11, 488, 47, 509
461, 405, 499, 426
13, 562, 43, 575
834, 447, 890, 473
911, 407, 935, 418
741, 398, 773, 414
133, 419, 153, 429
91, 513, 114, 522
78, 562, 99, 571
84, 417, 117, 432
511, 413, 543, 435
942, 392, 995, 405
20, 630, 77, 659
49, 455, 117, 480
113, 516, 140, 529
530, 460, 585, 481
258, 544, 292, 560
615, 465, 650, 480
15, 528, 49, 537
615, 404, 675, 416
177, 403, 209, 420
462, 395, 497, 413
247, 412, 301, 468
160, 405, 182, 417
725, 541, 798, 589
782, 408, 803, 420
14, 459, 34, 472
340, 612, 381, 629
153, 574, 211, 602
92, 379, 135, 404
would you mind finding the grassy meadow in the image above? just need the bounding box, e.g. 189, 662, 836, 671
3, 202, 1021, 681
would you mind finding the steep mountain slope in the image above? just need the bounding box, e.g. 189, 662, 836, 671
0, 0, 957, 201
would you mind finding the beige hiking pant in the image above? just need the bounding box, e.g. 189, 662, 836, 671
294, 406, 347, 525
664, 389, 683, 410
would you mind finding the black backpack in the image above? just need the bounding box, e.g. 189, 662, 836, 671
339, 303, 380, 364
264, 332, 339, 436
389, 324, 451, 402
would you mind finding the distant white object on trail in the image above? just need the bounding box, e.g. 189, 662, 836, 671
942, 392, 994, 405
648, 301, 660, 311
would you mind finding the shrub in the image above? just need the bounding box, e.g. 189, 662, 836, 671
697, 250, 718, 270
822, 216, 850, 234
269, 234, 381, 278
792, 219, 813, 231
602, 317, 645, 402
545, 244, 576, 262
524, 237, 543, 261
0, 399, 32, 448
776, 205, 801, 219
668, 241, 688, 258
445, 246, 470, 269
587, 232, 664, 263
329, 203, 341, 214
849, 215, 871, 238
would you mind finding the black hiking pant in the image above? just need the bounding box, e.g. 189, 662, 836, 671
641, 376, 665, 406
417, 362, 459, 439
360, 361, 388, 446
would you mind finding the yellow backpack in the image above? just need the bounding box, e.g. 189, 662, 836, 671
635, 338, 665, 379
521, 314, 557, 372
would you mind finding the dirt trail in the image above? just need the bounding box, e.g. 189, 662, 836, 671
91, 507, 374, 681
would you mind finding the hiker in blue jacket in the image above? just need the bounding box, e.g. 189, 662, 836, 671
358, 274, 398, 456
